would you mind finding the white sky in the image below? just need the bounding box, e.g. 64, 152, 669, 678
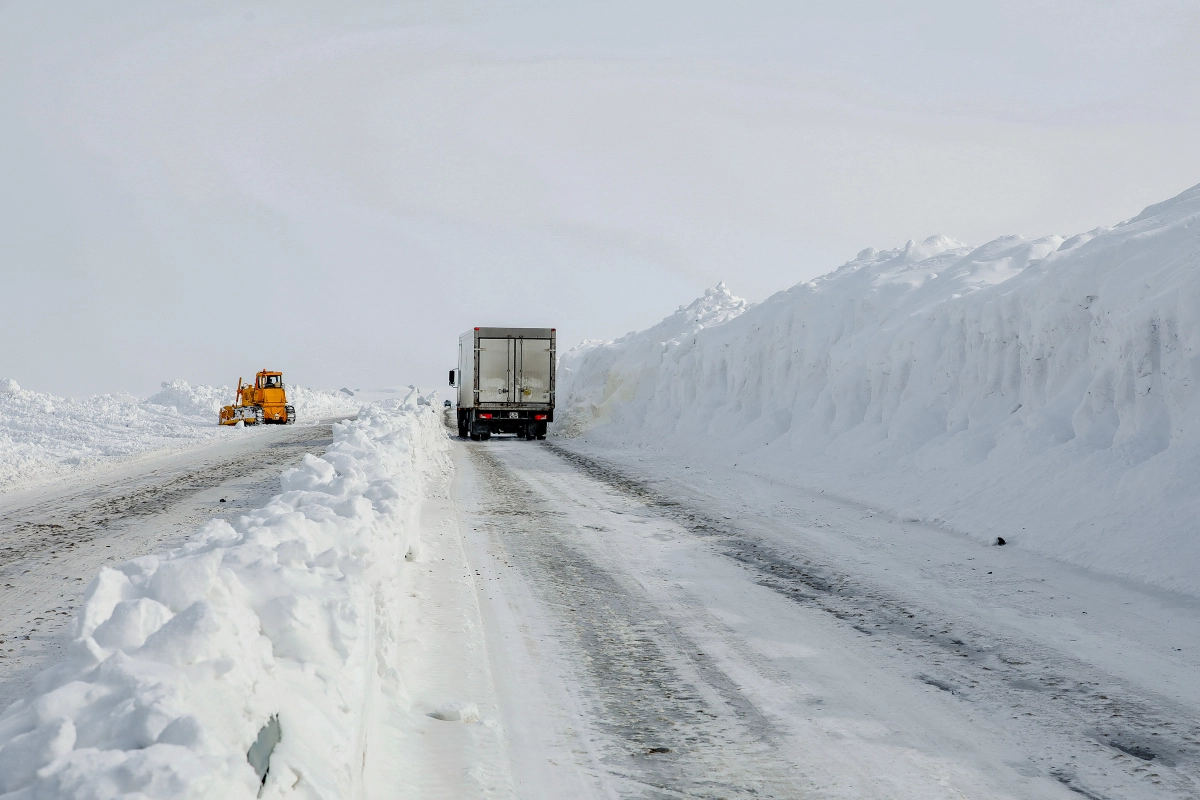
2, 0, 1199, 397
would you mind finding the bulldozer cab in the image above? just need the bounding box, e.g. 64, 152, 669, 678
257, 372, 283, 389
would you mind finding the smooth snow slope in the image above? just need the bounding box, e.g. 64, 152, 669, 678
556, 184, 1200, 597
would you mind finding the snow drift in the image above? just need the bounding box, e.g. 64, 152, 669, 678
557, 184, 1200, 597
0, 393, 449, 798
145, 380, 361, 422
0, 380, 360, 494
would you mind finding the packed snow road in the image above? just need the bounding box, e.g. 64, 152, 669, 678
0, 419, 345, 712
451, 437, 1200, 800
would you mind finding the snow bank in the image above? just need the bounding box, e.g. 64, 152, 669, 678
557, 184, 1200, 597
556, 283, 750, 437
0, 393, 449, 798
0, 381, 221, 494
143, 381, 232, 419
284, 385, 363, 421
144, 380, 360, 422
0, 380, 361, 494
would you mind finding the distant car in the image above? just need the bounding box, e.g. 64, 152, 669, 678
443, 399, 452, 408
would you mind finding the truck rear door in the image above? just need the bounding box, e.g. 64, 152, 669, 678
517, 338, 552, 404
477, 337, 553, 405
477, 338, 514, 403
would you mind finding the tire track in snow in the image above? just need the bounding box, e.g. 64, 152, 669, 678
545, 442, 1200, 800
467, 443, 801, 799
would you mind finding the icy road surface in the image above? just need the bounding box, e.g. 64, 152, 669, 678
0, 420, 344, 712
446, 437, 1200, 800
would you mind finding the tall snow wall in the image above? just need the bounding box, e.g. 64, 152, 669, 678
0, 394, 449, 798
556, 184, 1200, 597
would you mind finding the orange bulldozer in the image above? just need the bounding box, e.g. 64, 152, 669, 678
219, 369, 296, 426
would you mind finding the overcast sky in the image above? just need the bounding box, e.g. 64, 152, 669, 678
2, 0, 1199, 397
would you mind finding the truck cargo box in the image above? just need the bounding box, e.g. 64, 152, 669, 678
450, 327, 555, 440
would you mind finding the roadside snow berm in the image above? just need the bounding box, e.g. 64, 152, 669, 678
0, 393, 450, 798
219, 370, 295, 426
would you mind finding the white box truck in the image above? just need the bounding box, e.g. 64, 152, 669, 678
449, 327, 555, 440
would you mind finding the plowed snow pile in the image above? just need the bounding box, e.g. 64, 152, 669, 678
0, 394, 449, 798
557, 184, 1200, 597
0, 380, 360, 493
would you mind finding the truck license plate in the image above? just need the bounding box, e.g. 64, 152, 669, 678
509, 411, 519, 418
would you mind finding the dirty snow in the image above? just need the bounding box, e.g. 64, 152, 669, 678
556, 183, 1200, 597
0, 394, 449, 798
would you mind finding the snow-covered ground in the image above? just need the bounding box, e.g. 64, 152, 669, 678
0, 419, 351, 714
4, 183, 1199, 797
7, 392, 1190, 799
556, 183, 1200, 598
0, 395, 449, 798
0, 378, 390, 495
450, 436, 1200, 799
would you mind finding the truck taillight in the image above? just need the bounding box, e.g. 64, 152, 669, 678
534, 414, 547, 420
479, 413, 492, 419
